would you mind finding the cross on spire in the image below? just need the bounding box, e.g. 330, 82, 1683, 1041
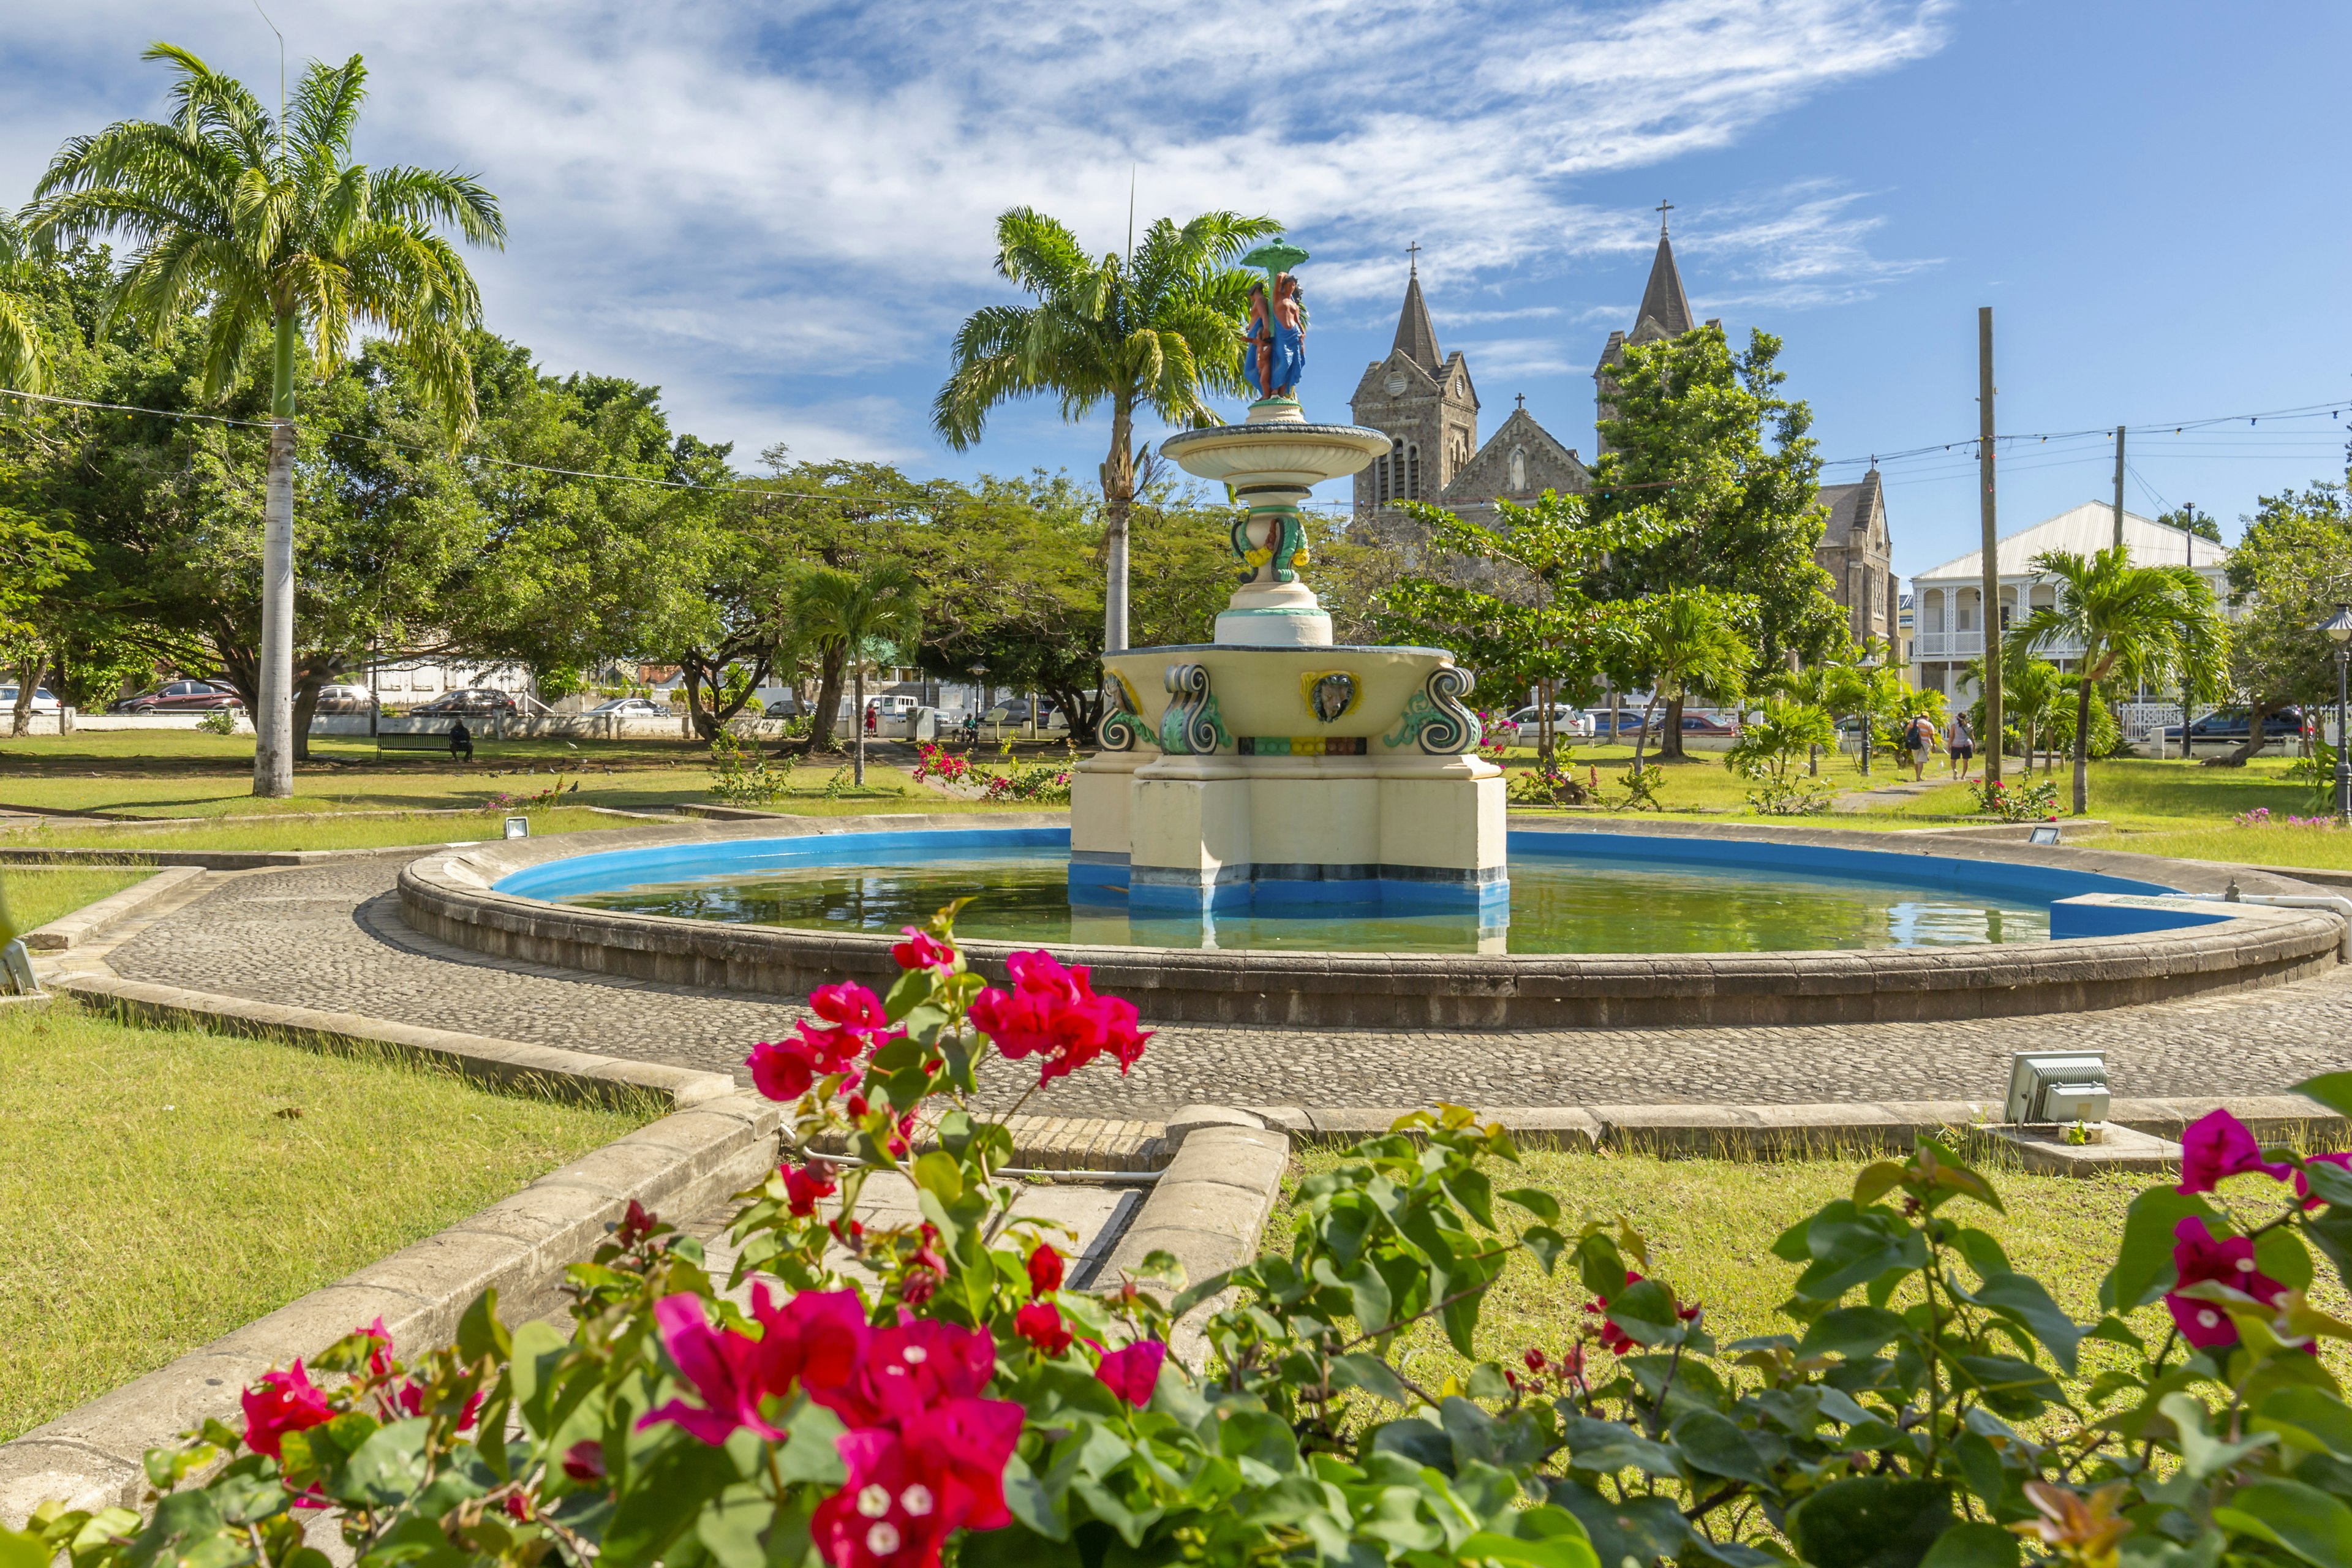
1656, 199, 1675, 234
1406, 239, 1421, 274
1515, 393, 1526, 410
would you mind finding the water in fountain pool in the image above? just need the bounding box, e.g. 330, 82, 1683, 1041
554, 850, 2049, 954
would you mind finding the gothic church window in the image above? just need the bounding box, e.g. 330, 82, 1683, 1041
1509, 447, 1527, 492
1407, 442, 1422, 500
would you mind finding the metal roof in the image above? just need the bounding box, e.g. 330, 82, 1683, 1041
1911, 500, 2230, 582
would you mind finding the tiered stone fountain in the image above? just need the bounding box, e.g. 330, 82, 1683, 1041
1069, 243, 1507, 918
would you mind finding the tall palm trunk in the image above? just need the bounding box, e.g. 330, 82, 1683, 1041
2072, 677, 2094, 815
254, 309, 298, 799
852, 660, 866, 786
1632, 695, 1659, 777
1101, 403, 1134, 654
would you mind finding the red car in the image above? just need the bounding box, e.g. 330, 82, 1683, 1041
111, 680, 244, 714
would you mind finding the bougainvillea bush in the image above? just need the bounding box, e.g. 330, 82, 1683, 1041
23, 919, 2352, 1567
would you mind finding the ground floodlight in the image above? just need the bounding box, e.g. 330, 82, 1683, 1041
505, 815, 530, 840
2029, 824, 2061, 845
2004, 1050, 2110, 1125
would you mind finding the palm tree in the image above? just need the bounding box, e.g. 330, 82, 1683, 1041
1766, 659, 1868, 777
933, 207, 1281, 655
24, 43, 503, 798
1627, 592, 1752, 778
0, 217, 52, 393
2008, 546, 2228, 814
1965, 648, 2063, 774
795, 562, 924, 786
1727, 696, 1836, 790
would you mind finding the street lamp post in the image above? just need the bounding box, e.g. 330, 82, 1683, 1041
2321, 605, 2352, 823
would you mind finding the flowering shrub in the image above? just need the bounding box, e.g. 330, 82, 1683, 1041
1973, 775, 2059, 822
1508, 760, 1590, 807
487, 775, 579, 813
2235, 806, 2338, 829
1743, 778, 1833, 816
910, 743, 1071, 805
710, 730, 792, 805
37, 917, 2352, 1565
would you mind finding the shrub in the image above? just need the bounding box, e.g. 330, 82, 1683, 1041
195, 709, 239, 736
1974, 775, 2059, 821
1744, 778, 1833, 815
710, 728, 790, 805
40, 927, 2352, 1567
1510, 761, 1591, 807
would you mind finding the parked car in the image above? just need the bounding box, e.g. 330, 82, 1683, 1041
989, 697, 1057, 724
2161, 706, 2307, 746
1505, 704, 1595, 738
1679, 711, 1740, 738
312, 682, 375, 714
410, 688, 519, 717
0, 686, 60, 712
584, 696, 666, 717
111, 680, 243, 714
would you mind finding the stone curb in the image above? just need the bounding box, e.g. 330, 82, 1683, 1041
1248, 1095, 2346, 1157
19, 867, 207, 951
52, 973, 740, 1112
0, 1090, 781, 1525
1099, 1117, 1292, 1371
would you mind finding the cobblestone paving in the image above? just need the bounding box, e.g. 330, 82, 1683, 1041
102, 860, 2352, 1115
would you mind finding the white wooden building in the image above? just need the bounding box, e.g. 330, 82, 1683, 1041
1907, 502, 2232, 699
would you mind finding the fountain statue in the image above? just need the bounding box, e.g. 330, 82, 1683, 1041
1070, 239, 1507, 919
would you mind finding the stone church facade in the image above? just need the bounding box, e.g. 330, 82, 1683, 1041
1346, 217, 1894, 643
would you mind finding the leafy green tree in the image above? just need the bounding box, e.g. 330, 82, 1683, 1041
933, 206, 1279, 654
2009, 546, 2228, 813
26, 42, 504, 797
0, 217, 54, 394
1727, 695, 1835, 789
1588, 324, 1844, 756
2222, 481, 2351, 762
1379, 492, 1670, 763
2158, 503, 2224, 543
1623, 590, 1754, 777
795, 562, 923, 784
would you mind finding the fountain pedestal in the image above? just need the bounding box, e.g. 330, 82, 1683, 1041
1069, 396, 1507, 916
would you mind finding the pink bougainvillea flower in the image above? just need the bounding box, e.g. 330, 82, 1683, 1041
2177, 1109, 2293, 1194
785, 1161, 839, 1217
813, 1397, 1023, 1568
891, 927, 956, 973
1025, 1243, 1063, 1298
2165, 1215, 2287, 1349
818, 1318, 998, 1431
561, 1440, 607, 1482
1094, 1340, 1166, 1409
1014, 1302, 1072, 1357
899, 1227, 948, 1306
639, 1292, 785, 1444
968, 951, 1152, 1085
747, 1036, 820, 1102
2296, 1150, 2352, 1210
243, 1360, 334, 1460
754, 1287, 868, 1406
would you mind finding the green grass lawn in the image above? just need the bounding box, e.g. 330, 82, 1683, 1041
0, 1003, 655, 1439
1272, 1142, 2352, 1403
0, 805, 628, 854
0, 865, 155, 933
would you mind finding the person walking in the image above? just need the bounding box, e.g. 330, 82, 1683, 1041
1904, 713, 1934, 781
1945, 712, 1974, 781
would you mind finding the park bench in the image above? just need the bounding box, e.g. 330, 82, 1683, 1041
374, 726, 471, 758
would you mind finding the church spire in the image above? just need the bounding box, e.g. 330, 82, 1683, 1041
1632, 205, 1694, 339
1390, 244, 1441, 371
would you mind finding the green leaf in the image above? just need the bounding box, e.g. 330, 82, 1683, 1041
1604, 1280, 1684, 1346
1521, 1225, 1567, 1274
1168, 1267, 1232, 1319
2263, 1227, 2320, 1293
2215, 1479, 2352, 1567
456, 1288, 510, 1364
601, 1436, 742, 1568
1546, 1480, 1692, 1566
0, 1528, 52, 1568
995, 1453, 1069, 1544
1953, 1355, 2061, 1419
2293, 1074, 2352, 1121
1454, 1531, 1600, 1568
1963, 1272, 2084, 1376
1784, 1478, 1953, 1568
2103, 1187, 2213, 1311
692, 1484, 772, 1568
776, 1401, 847, 1486
1917, 1521, 2020, 1568
1797, 1305, 1910, 1362
911, 1150, 963, 1202
2305, 1160, 2352, 1209
1670, 1409, 1776, 1492
1499, 1186, 1562, 1223
2165, 1391, 2280, 1482
1853, 1161, 1908, 1208
2262, 1387, 2352, 1461
1558, 1416, 1679, 1479
1368, 1418, 1455, 1477
1330, 1352, 1411, 1406
329, 1418, 431, 1508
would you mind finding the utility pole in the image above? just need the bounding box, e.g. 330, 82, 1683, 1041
1978, 307, 2002, 786
2112, 425, 2127, 552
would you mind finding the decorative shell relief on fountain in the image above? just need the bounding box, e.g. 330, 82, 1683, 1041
1300, 670, 1359, 725
1158, 663, 1231, 755
1097, 671, 1148, 752
1382, 666, 1481, 755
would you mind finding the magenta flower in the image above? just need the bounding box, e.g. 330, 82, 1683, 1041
891, 927, 957, 973
1094, 1340, 1167, 1409
2165, 1216, 2286, 1349
639, 1292, 785, 1444
242, 1360, 334, 1460
2177, 1109, 2293, 1194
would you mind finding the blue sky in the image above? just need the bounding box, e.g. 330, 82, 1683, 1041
4, 1, 2348, 581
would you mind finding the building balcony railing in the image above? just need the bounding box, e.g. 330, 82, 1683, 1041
1911, 630, 2087, 662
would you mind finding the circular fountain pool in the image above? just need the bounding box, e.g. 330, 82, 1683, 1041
402, 818, 2339, 1029
488, 824, 2163, 956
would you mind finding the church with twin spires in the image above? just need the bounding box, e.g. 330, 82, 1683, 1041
1346, 216, 1897, 650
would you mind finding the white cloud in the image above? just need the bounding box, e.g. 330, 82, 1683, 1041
0, 0, 1952, 459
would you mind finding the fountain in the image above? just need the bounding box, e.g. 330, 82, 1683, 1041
1072, 241, 1508, 918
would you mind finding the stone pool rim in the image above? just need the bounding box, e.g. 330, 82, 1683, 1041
396, 813, 2345, 1030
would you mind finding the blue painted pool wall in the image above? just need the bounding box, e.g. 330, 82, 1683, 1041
493, 827, 1072, 902
1507, 830, 2176, 906
2048, 900, 2230, 940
